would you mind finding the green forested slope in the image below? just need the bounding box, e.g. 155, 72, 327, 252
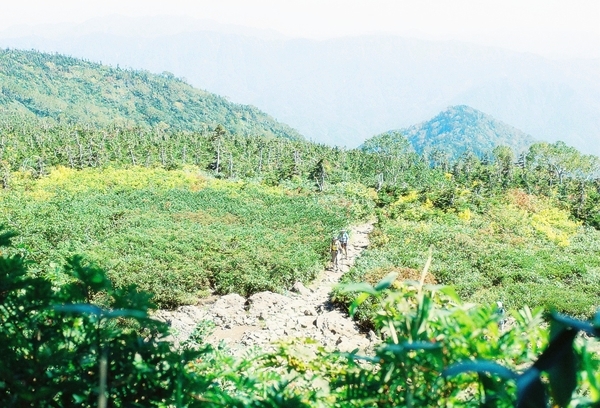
0, 48, 302, 140
0, 49, 599, 317
367, 105, 535, 160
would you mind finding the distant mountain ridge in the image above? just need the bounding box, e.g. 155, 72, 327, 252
0, 48, 303, 140
1, 16, 597, 154
366, 105, 536, 159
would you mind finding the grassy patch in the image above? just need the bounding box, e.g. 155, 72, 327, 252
337, 190, 600, 318
0, 166, 371, 307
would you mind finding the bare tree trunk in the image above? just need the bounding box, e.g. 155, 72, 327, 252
314, 174, 325, 192
129, 147, 137, 166
160, 143, 166, 166
66, 146, 75, 168
376, 173, 384, 192
215, 142, 221, 173
75, 135, 84, 167
36, 156, 45, 177
1, 164, 10, 189
577, 180, 586, 217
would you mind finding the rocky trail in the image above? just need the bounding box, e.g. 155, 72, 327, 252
154, 222, 377, 355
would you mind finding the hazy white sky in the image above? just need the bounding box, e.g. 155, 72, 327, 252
1, 0, 599, 58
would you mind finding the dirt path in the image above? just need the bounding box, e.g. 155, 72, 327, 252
154, 221, 377, 354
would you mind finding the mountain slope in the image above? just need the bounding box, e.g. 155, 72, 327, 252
368, 105, 535, 159
2, 17, 597, 153
0, 48, 302, 140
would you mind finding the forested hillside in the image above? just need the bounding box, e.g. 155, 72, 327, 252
365, 105, 535, 160
5, 19, 597, 153
0, 48, 303, 140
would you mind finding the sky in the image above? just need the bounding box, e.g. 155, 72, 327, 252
1, 0, 599, 58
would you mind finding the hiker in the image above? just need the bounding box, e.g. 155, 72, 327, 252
338, 229, 349, 258
496, 301, 506, 331
330, 237, 340, 271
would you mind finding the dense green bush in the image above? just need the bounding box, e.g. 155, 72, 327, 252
0, 228, 199, 406
336, 270, 600, 407
2, 226, 599, 407
336, 189, 600, 318
0, 166, 368, 308
0, 226, 340, 407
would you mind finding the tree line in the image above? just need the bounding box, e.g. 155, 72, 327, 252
1, 119, 599, 228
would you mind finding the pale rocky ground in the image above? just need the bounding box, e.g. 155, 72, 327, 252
153, 222, 378, 355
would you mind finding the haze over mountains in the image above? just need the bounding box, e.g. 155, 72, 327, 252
1, 16, 598, 154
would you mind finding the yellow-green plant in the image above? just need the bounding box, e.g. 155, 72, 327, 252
337, 254, 549, 406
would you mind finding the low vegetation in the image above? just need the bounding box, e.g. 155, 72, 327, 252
2, 233, 599, 406
336, 187, 600, 323
0, 165, 369, 307
1, 116, 600, 316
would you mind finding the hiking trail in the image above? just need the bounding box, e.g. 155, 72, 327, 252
154, 221, 377, 355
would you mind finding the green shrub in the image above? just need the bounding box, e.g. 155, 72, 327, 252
338, 191, 600, 318
0, 166, 369, 308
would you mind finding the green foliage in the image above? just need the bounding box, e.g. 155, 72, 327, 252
0, 226, 201, 406
335, 270, 541, 406
0, 225, 342, 407
445, 311, 600, 408
2, 106, 600, 318
0, 166, 367, 308
2, 225, 600, 407
337, 188, 600, 319
2, 46, 600, 408
338, 270, 600, 407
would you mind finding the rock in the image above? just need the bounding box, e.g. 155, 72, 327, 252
297, 316, 314, 329
178, 305, 209, 321
303, 307, 317, 316
335, 337, 370, 353
327, 316, 359, 337
315, 311, 360, 339
291, 281, 312, 296
247, 292, 294, 317
315, 315, 326, 331
213, 293, 246, 312
368, 330, 378, 341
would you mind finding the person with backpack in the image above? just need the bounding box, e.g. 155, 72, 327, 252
338, 229, 349, 259
330, 237, 340, 271
496, 301, 506, 331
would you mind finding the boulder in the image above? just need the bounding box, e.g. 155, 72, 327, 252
291, 281, 312, 296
